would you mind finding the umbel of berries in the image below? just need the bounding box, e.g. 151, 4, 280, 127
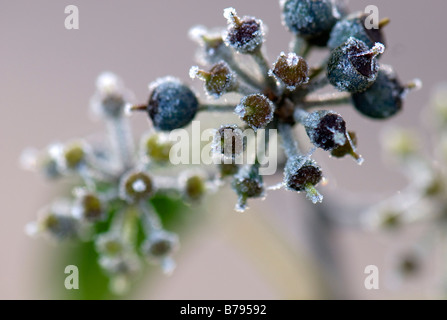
327, 37, 384, 93
23, 1, 422, 296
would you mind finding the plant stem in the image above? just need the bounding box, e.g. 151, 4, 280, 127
251, 48, 278, 92
303, 92, 351, 109
198, 104, 236, 113
106, 116, 135, 173
226, 54, 264, 90
278, 123, 301, 158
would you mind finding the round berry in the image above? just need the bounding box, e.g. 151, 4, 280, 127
327, 37, 383, 93
119, 171, 154, 203
303, 110, 347, 151
63, 142, 87, 170
190, 61, 236, 98
141, 132, 173, 163
352, 66, 404, 119
284, 156, 323, 192
328, 12, 386, 50
235, 94, 275, 131
73, 192, 104, 222
232, 164, 264, 212
40, 212, 79, 241
181, 172, 207, 203
223, 8, 264, 54
281, 0, 346, 42
147, 77, 199, 131
270, 52, 309, 90
142, 230, 178, 260
96, 233, 126, 256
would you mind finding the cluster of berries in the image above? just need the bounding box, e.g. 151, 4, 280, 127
22, 0, 419, 293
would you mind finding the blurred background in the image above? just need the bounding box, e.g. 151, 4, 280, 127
1, 0, 446, 299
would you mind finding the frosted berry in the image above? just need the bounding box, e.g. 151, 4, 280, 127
284, 155, 323, 192
328, 12, 386, 50
281, 0, 346, 43
189, 61, 236, 98
146, 77, 199, 131
223, 8, 264, 54
235, 94, 275, 131
232, 164, 264, 212
327, 37, 384, 93
270, 52, 309, 90
352, 66, 404, 119
303, 110, 347, 151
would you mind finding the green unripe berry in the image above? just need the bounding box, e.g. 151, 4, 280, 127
183, 174, 207, 203
218, 163, 239, 178
142, 133, 173, 163
327, 37, 384, 93
73, 192, 104, 222
270, 52, 309, 90
235, 94, 275, 131
63, 142, 86, 170
120, 171, 154, 203
352, 66, 404, 119
190, 61, 236, 98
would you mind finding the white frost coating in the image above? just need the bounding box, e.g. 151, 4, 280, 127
161, 257, 176, 276
223, 7, 237, 24
188, 25, 207, 43
305, 185, 324, 204
286, 52, 299, 67
234, 103, 246, 118
267, 182, 285, 191
189, 66, 200, 80
25, 222, 39, 237
19, 147, 39, 171
132, 179, 147, 192
373, 42, 385, 55
96, 72, 122, 95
